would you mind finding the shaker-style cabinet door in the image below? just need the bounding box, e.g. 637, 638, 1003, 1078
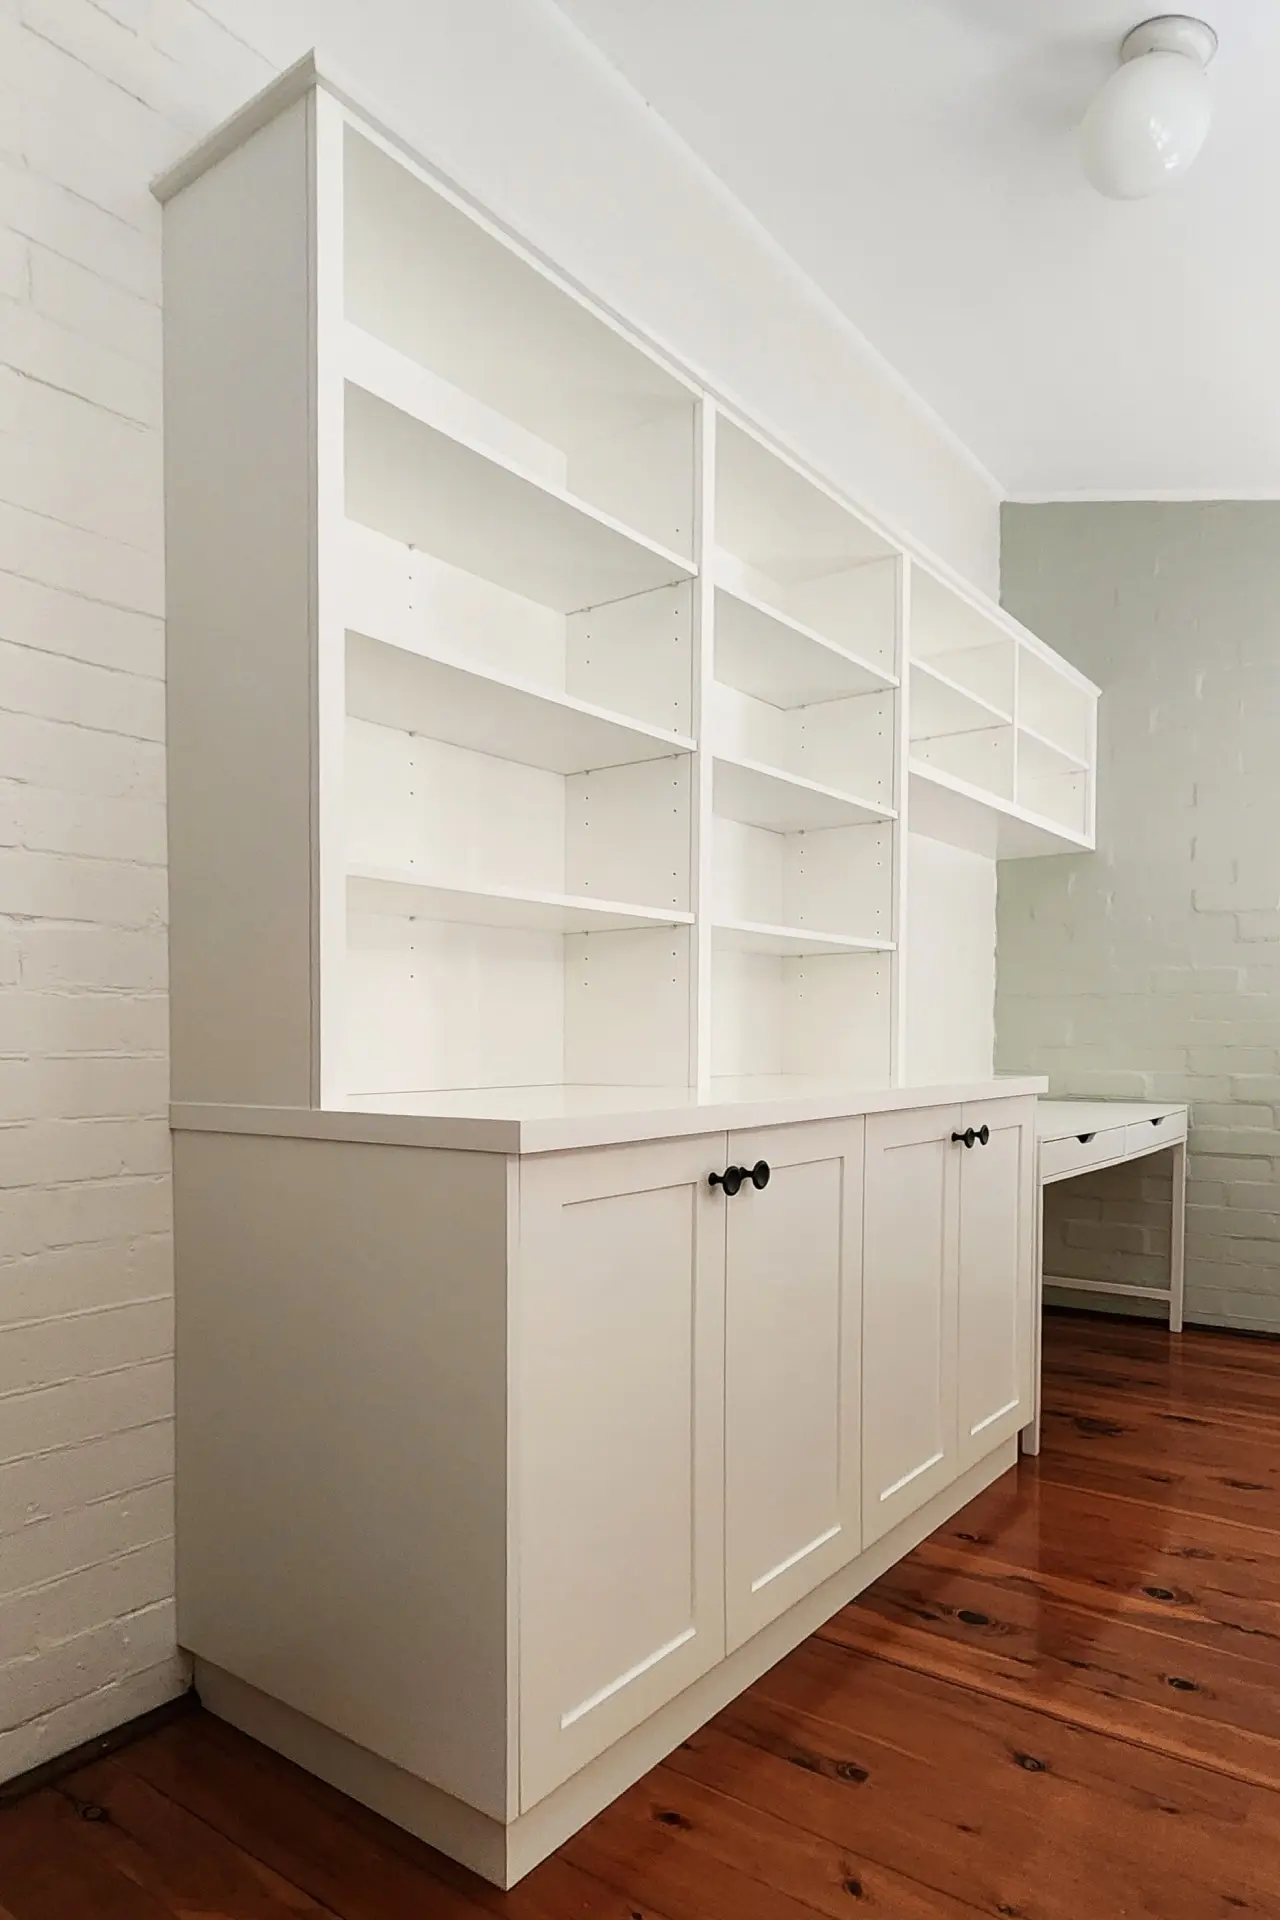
957, 1097, 1034, 1471
723, 1119, 864, 1651
861, 1105, 962, 1546
515, 1135, 727, 1811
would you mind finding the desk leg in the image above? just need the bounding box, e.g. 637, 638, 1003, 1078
1020, 1166, 1044, 1457
1170, 1137, 1187, 1334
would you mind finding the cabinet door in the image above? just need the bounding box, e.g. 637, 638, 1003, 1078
861, 1105, 961, 1546
957, 1097, 1034, 1471
723, 1119, 863, 1651
516, 1135, 726, 1810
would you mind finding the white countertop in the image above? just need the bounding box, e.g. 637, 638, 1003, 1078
171, 1074, 1048, 1156
1036, 1098, 1187, 1141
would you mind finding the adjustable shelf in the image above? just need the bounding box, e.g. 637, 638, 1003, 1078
714, 581, 897, 708
712, 754, 894, 834
911, 658, 1012, 738
345, 354, 695, 613
908, 761, 1092, 860
347, 869, 693, 933
712, 920, 895, 958
346, 633, 695, 777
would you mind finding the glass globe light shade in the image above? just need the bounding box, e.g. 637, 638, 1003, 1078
1080, 48, 1212, 199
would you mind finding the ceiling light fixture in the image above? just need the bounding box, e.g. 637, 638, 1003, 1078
1080, 15, 1217, 200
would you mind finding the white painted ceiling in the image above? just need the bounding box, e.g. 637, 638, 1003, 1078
553, 0, 1279, 497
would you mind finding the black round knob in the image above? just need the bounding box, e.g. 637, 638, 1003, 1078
749, 1160, 771, 1190
951, 1128, 977, 1149
977, 1124, 991, 1147
709, 1166, 745, 1196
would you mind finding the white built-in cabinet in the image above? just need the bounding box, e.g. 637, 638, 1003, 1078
516, 1135, 727, 1809
862, 1098, 1033, 1545
723, 1119, 863, 1650
517, 1116, 865, 1805
175, 1088, 1035, 1886
158, 53, 1090, 1895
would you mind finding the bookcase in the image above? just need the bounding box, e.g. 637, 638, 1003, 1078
159, 54, 1089, 1893
159, 56, 1098, 1121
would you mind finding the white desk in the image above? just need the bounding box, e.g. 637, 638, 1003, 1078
1023, 1099, 1188, 1456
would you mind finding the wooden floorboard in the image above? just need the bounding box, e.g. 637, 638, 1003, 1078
5, 1308, 1280, 1917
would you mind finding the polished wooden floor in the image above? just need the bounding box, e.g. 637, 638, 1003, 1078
5, 1310, 1280, 1918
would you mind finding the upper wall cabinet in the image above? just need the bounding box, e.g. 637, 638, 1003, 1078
157, 58, 1098, 1114
907, 561, 1098, 860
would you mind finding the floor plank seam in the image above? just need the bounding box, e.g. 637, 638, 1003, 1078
812, 1633, 1280, 1797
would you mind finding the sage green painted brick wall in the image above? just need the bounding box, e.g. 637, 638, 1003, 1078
999, 502, 1280, 1333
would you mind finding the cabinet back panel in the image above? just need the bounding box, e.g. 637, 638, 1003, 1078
566, 582, 693, 736
565, 929, 692, 1086
345, 912, 565, 1093
347, 523, 567, 688
712, 951, 891, 1080
715, 417, 892, 585
346, 718, 567, 894
787, 558, 898, 671
344, 131, 695, 555
711, 684, 894, 796
566, 406, 696, 560
924, 641, 1014, 716
565, 757, 692, 913
786, 953, 892, 1080
788, 825, 893, 939
1018, 768, 1088, 837
713, 818, 892, 941
912, 569, 1007, 662
1019, 650, 1093, 761
713, 819, 786, 926
912, 725, 1014, 801
712, 950, 787, 1078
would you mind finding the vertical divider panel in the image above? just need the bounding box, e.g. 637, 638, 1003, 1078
889, 557, 910, 1084
315, 92, 349, 1107
1086, 678, 1099, 845
1010, 637, 1023, 823
692, 401, 716, 1091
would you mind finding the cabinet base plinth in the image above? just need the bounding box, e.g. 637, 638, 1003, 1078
192, 1436, 1016, 1890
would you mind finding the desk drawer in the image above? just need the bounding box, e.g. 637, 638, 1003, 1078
1041, 1126, 1126, 1181
1125, 1112, 1187, 1156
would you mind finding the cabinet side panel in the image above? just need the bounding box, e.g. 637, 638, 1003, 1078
163, 100, 318, 1105
174, 1132, 511, 1818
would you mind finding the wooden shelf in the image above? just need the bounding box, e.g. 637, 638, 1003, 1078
713, 754, 894, 834
713, 919, 894, 957
911, 658, 1012, 738
348, 867, 694, 932
346, 631, 694, 775
908, 761, 1092, 861
345, 327, 695, 612
714, 582, 895, 708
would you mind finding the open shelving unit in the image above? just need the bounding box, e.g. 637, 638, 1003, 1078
161, 70, 1099, 1120
907, 561, 1097, 859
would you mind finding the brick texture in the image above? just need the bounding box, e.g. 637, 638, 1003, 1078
999, 503, 1280, 1333
0, 0, 280, 1784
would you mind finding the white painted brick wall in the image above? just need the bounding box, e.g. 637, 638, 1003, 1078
0, 0, 281, 1783
999, 503, 1280, 1334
